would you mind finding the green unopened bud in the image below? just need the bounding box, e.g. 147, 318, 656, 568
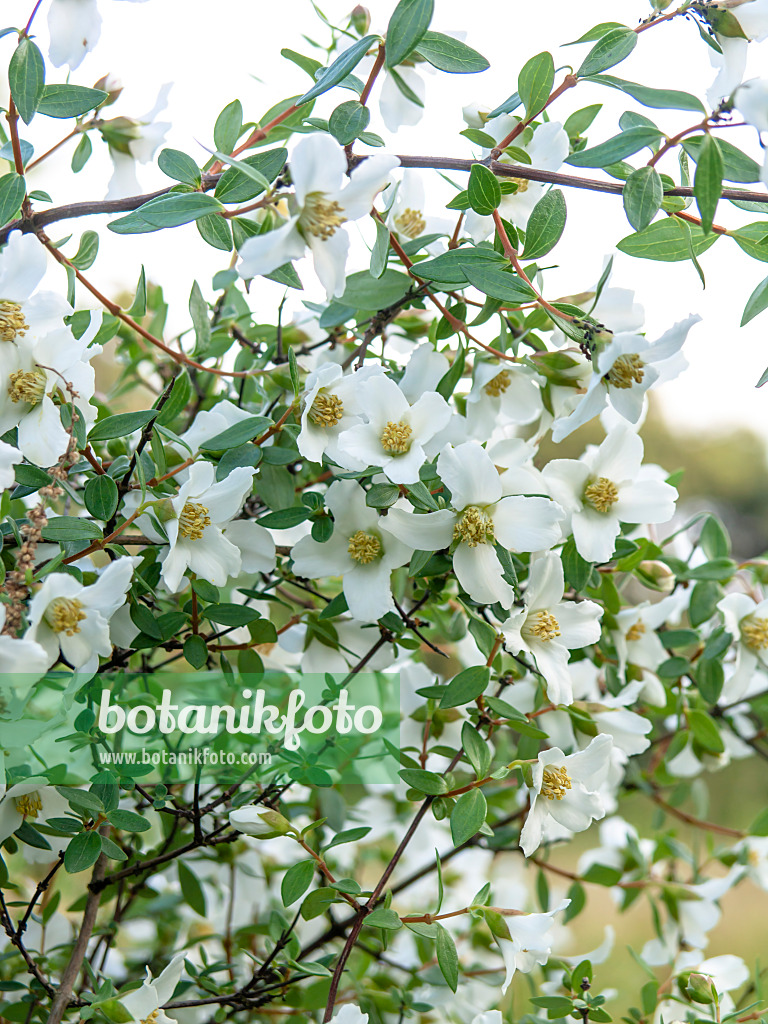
99, 116, 141, 155
637, 560, 675, 594
685, 973, 717, 1005
229, 806, 295, 837
93, 74, 123, 107
152, 498, 178, 524
350, 5, 371, 34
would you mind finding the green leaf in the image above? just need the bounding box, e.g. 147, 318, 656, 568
468, 163, 501, 215
370, 217, 390, 279
366, 483, 400, 508
576, 27, 637, 78
341, 268, 412, 307
562, 536, 592, 592
400, 768, 448, 795
436, 344, 465, 399
462, 721, 492, 778
414, 31, 490, 73
581, 863, 623, 886
365, 907, 403, 930
521, 188, 566, 259
440, 665, 491, 709
107, 809, 151, 833
688, 709, 724, 754
750, 808, 768, 836
699, 514, 731, 559
450, 788, 487, 845
0, 173, 25, 227
584, 74, 706, 113
415, 246, 508, 287
41, 518, 103, 542
64, 831, 102, 874
741, 273, 768, 326
435, 923, 459, 992
89, 410, 158, 442
108, 193, 224, 234
84, 475, 119, 521
623, 166, 663, 231
71, 133, 92, 173
70, 230, 99, 270
205, 603, 261, 627
281, 49, 323, 79
683, 135, 760, 183
328, 100, 370, 146
729, 222, 768, 262
199, 415, 271, 450
214, 99, 243, 154
189, 280, 211, 354
36, 84, 107, 118
282, 859, 316, 906
563, 103, 603, 140
565, 22, 627, 45
158, 148, 202, 186
617, 217, 719, 262
177, 860, 206, 916
214, 147, 287, 204
696, 658, 724, 704
196, 213, 232, 251
463, 264, 536, 302
257, 507, 311, 529
518, 51, 555, 118
184, 635, 208, 669
9, 38, 45, 125
386, 0, 434, 67
693, 134, 722, 234
297, 35, 380, 105
566, 127, 660, 168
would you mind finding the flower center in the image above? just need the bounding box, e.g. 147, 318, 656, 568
308, 392, 343, 427
527, 610, 561, 642
394, 207, 426, 239
140, 1011, 160, 1024
584, 477, 619, 514
179, 501, 211, 540
8, 368, 46, 406
301, 192, 346, 240
14, 792, 43, 818
606, 353, 645, 389
453, 506, 495, 547
379, 420, 412, 455
484, 370, 511, 397
626, 619, 646, 642
0, 300, 29, 342
509, 177, 529, 193
742, 616, 768, 651
748, 848, 761, 867
541, 765, 572, 801
46, 597, 86, 636
347, 530, 381, 564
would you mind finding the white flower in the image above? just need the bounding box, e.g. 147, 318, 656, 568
387, 171, 452, 248
0, 604, 49, 704
708, 37, 749, 108
106, 84, 173, 200
290, 479, 411, 621
501, 552, 603, 704
25, 559, 137, 676
329, 1008, 368, 1024
48, 0, 149, 71
463, 118, 570, 238
519, 733, 614, 857
159, 462, 258, 592
237, 134, 400, 298
734, 835, 768, 889
496, 899, 570, 993
379, 65, 426, 132
0, 440, 21, 489
120, 953, 186, 1024
721, 0, 768, 40
0, 779, 70, 847
543, 426, 678, 563
641, 876, 733, 964
574, 675, 653, 756
0, 232, 72, 345
733, 79, 768, 184
717, 591, 768, 701
176, 399, 255, 455
334, 375, 451, 484
382, 441, 564, 607
613, 594, 686, 705
465, 360, 543, 438
297, 363, 381, 464
551, 315, 701, 442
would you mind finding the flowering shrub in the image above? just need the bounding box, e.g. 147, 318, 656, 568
3, 4, 768, 1024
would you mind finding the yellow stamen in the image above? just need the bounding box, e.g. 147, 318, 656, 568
301, 192, 346, 240
509, 177, 529, 193
14, 792, 43, 818
394, 207, 426, 239
347, 530, 381, 564
140, 1011, 160, 1024
179, 501, 211, 540
606, 353, 645, 389
527, 610, 561, 642
742, 616, 768, 651
484, 370, 511, 397
0, 300, 29, 342
453, 506, 494, 547
584, 477, 619, 514
541, 765, 572, 800
626, 619, 646, 643
8, 368, 46, 405
47, 597, 86, 636
308, 392, 343, 427
379, 420, 412, 454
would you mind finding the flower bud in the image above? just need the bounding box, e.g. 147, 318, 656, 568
152, 498, 177, 524
350, 5, 371, 34
462, 102, 490, 129
93, 74, 123, 107
685, 973, 717, 1005
637, 560, 675, 594
229, 806, 295, 837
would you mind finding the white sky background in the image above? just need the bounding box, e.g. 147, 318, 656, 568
2, 0, 768, 440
